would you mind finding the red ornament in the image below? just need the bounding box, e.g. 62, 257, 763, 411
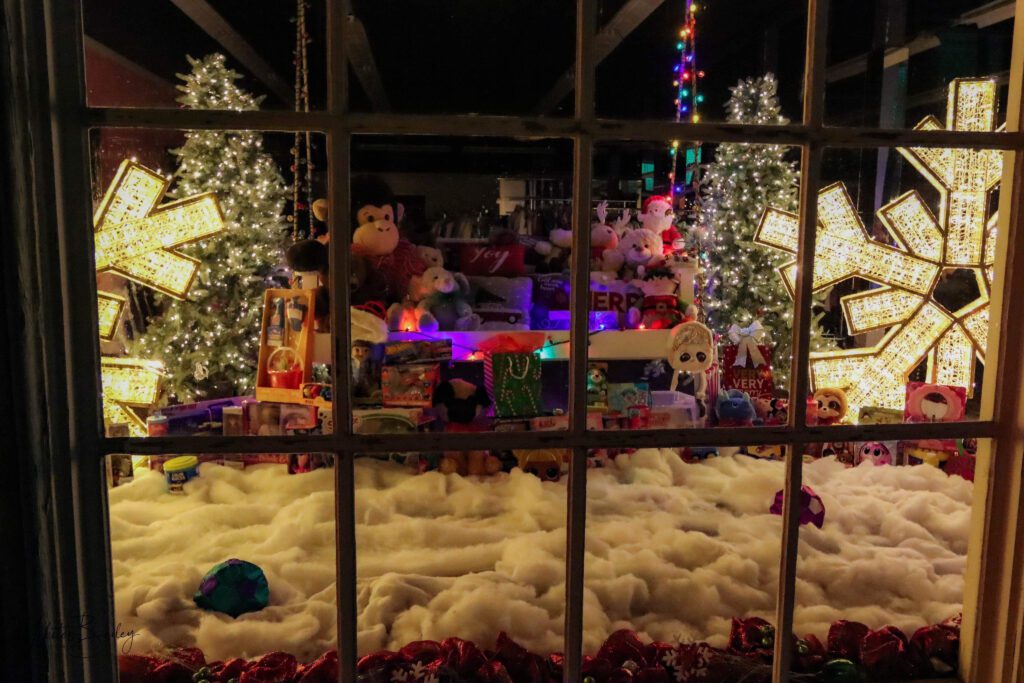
238, 651, 298, 682
596, 629, 648, 668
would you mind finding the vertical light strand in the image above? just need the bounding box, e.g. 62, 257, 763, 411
668, 0, 704, 198
772, 1, 829, 681
565, 0, 597, 679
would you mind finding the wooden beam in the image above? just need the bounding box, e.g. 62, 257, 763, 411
346, 15, 390, 112
168, 0, 294, 106
826, 0, 1015, 84
535, 0, 664, 114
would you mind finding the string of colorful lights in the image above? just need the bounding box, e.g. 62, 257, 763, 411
668, 0, 705, 198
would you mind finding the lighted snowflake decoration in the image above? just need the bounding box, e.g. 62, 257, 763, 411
755, 79, 1001, 415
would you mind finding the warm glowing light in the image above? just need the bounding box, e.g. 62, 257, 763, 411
101, 357, 164, 436
97, 291, 127, 341
756, 78, 999, 414
94, 160, 226, 299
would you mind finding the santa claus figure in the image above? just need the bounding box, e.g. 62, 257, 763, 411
640, 195, 682, 255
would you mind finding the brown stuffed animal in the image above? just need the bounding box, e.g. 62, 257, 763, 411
439, 451, 502, 476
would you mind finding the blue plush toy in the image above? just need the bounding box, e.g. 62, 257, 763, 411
715, 389, 757, 426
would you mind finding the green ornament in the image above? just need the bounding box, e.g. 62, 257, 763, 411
819, 659, 865, 683
583, 678, 597, 683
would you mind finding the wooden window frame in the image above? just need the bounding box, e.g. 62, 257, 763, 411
28, 0, 1024, 680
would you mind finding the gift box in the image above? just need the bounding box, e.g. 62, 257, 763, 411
607, 383, 652, 413
384, 340, 452, 365
530, 273, 571, 330
721, 322, 774, 401
492, 352, 543, 417
529, 413, 603, 431
244, 401, 318, 436
382, 364, 440, 407
354, 408, 426, 434
651, 390, 701, 426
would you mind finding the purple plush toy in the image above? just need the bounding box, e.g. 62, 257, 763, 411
770, 485, 825, 528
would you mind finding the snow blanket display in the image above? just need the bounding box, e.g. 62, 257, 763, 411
108, 450, 973, 662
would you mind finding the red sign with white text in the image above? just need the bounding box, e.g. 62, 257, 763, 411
721, 344, 775, 400
460, 244, 526, 276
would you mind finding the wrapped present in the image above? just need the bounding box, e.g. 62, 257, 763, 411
492, 352, 543, 418
382, 364, 440, 407
721, 322, 774, 401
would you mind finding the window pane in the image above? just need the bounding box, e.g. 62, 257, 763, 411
801, 136, 1008, 425
107, 453, 338, 679
82, 1, 325, 110
90, 128, 333, 439
349, 0, 576, 115
347, 136, 574, 434
354, 449, 568, 678
793, 438, 981, 681
596, 0, 807, 123
587, 141, 801, 430
825, 1, 1015, 130
583, 445, 784, 678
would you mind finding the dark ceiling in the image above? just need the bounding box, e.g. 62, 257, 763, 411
81, 0, 1010, 123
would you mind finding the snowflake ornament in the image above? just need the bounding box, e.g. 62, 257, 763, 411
390, 662, 439, 683
664, 642, 714, 682
755, 79, 1001, 415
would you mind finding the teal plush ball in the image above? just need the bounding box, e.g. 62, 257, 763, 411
819, 659, 866, 683
194, 559, 269, 618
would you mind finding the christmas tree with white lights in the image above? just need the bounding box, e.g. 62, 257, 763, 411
700, 74, 830, 390
132, 54, 289, 402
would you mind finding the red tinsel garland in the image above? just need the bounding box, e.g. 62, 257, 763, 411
118, 615, 961, 682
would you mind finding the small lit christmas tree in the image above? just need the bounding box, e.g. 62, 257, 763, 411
132, 54, 289, 402
699, 74, 831, 390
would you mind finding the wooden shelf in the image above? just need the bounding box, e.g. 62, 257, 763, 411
386, 329, 670, 361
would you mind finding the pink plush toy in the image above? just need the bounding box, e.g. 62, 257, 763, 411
858, 442, 893, 466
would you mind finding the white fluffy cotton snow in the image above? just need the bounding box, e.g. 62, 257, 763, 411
107, 450, 974, 662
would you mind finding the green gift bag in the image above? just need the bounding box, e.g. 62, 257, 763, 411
490, 351, 543, 418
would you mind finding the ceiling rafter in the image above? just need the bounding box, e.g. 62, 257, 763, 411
169, 0, 294, 106
534, 0, 666, 114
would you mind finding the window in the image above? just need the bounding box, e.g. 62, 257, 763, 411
15, 0, 1024, 682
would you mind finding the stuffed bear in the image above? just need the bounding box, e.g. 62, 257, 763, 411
416, 245, 444, 269
627, 268, 686, 330
606, 227, 665, 278
386, 266, 481, 332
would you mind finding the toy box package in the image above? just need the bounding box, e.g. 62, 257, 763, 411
382, 364, 440, 407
